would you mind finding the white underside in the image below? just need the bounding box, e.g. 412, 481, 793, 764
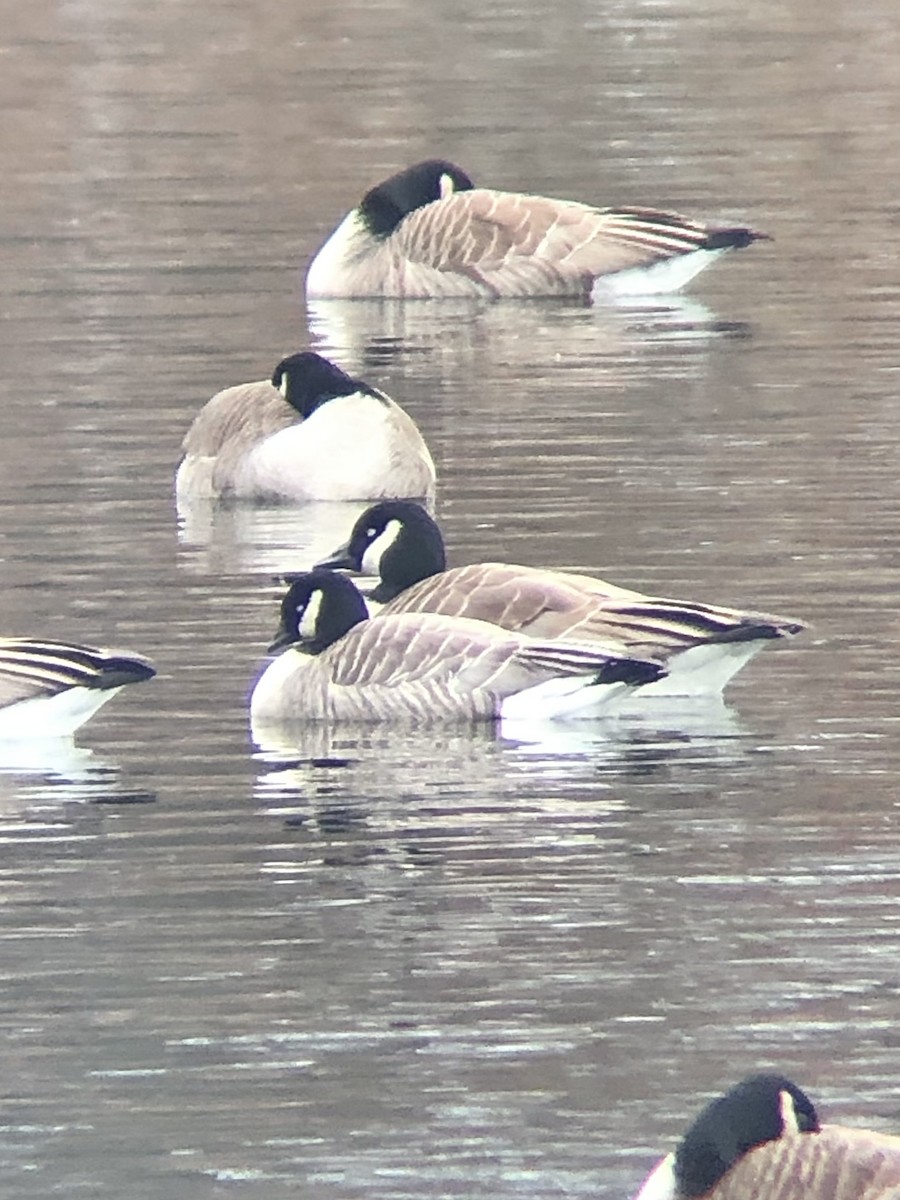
249, 652, 302, 724
180, 391, 435, 503
632, 1153, 677, 1200
593, 248, 727, 298
499, 675, 636, 722
306, 210, 363, 299
0, 686, 123, 740
628, 639, 767, 699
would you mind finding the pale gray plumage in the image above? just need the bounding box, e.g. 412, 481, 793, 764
305, 159, 770, 300
175, 351, 435, 503
633, 1074, 900, 1200
315, 501, 805, 697
0, 638, 156, 738
249, 570, 665, 725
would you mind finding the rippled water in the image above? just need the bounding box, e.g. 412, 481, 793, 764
2, 0, 900, 1195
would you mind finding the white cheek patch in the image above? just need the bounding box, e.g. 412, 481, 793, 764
779, 1089, 800, 1133
298, 589, 323, 640
361, 519, 402, 576
277, 373, 289, 399
439, 172, 456, 199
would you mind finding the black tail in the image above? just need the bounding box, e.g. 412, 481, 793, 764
594, 658, 666, 688
704, 226, 772, 251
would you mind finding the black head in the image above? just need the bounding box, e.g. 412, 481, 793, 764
315, 500, 446, 603
268, 569, 369, 655
673, 1074, 819, 1197
359, 160, 475, 239
271, 351, 375, 418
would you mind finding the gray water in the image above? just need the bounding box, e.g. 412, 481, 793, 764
2, 0, 900, 1196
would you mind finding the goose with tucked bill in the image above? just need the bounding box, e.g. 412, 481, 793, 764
305, 159, 770, 301
633, 1073, 900, 1200
175, 351, 435, 503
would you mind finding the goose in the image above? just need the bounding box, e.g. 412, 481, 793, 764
175, 351, 436, 503
633, 1073, 900, 1200
249, 569, 665, 724
305, 159, 769, 301
314, 501, 805, 697
0, 638, 156, 739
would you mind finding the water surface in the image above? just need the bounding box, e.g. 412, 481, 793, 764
2, 0, 900, 1196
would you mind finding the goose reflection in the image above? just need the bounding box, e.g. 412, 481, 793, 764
305, 295, 746, 382
251, 698, 750, 822
175, 498, 385, 578
0, 740, 156, 813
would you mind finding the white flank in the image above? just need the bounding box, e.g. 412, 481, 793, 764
632, 1153, 678, 1200
499, 675, 634, 722
593, 248, 727, 298
0, 686, 123, 740
240, 392, 433, 503
249, 649, 304, 724
631, 639, 767, 698
306, 209, 370, 299
175, 455, 217, 501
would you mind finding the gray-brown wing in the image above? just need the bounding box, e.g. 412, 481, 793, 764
393, 189, 738, 293
378, 563, 803, 656
318, 612, 525, 693
0, 638, 153, 705
713, 1126, 900, 1200
181, 382, 298, 458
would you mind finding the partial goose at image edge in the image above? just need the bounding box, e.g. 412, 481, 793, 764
0, 638, 156, 740
633, 1073, 900, 1200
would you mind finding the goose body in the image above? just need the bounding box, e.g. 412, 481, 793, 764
314, 502, 805, 698
0, 638, 156, 739
634, 1074, 900, 1200
175, 351, 435, 503
305, 160, 769, 301
249, 570, 665, 725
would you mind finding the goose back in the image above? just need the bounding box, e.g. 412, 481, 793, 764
707, 1126, 900, 1200
176, 380, 296, 497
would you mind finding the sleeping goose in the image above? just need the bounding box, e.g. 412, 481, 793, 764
249, 569, 665, 724
305, 159, 769, 301
175, 351, 436, 503
314, 501, 805, 697
0, 638, 156, 739
633, 1073, 900, 1200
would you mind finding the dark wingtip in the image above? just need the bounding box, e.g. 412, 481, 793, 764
96, 656, 157, 690
712, 618, 806, 645
596, 658, 666, 688
704, 226, 773, 251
